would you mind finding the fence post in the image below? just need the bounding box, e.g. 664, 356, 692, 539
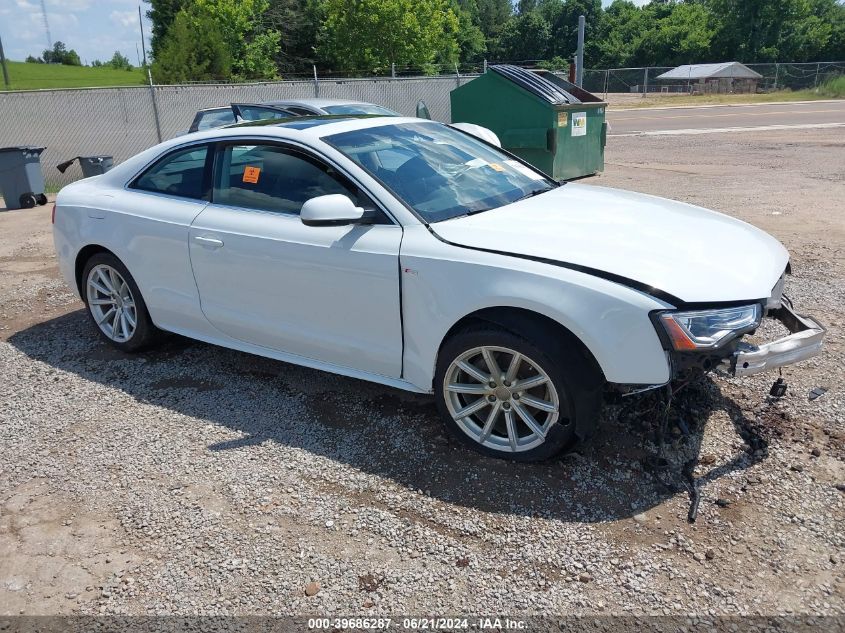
483, 58, 487, 74
391, 63, 395, 79
455, 62, 461, 88
313, 65, 319, 98
603, 68, 609, 101
773, 63, 779, 91
642, 67, 648, 97
147, 69, 162, 144
814, 62, 821, 88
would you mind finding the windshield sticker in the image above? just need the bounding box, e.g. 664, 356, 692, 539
487, 162, 506, 172
505, 160, 544, 180
243, 166, 261, 184
572, 112, 587, 137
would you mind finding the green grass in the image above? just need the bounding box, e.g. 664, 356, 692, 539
1, 60, 146, 91
816, 75, 845, 98
617, 87, 843, 108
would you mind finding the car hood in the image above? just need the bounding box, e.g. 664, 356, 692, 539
433, 183, 788, 305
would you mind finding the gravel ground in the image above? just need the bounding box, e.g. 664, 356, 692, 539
1, 127, 843, 619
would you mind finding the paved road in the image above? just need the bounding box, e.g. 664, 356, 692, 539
606, 99, 845, 136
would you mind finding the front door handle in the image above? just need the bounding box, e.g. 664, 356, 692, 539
193, 235, 224, 248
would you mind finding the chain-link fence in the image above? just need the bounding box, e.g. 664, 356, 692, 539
583, 61, 845, 98
0, 61, 841, 188
0, 73, 474, 188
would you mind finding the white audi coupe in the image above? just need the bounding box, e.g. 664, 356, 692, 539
53, 115, 824, 461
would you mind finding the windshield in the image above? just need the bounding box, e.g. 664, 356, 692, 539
325, 121, 557, 222
323, 103, 399, 116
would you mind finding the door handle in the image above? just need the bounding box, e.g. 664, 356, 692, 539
193, 235, 224, 248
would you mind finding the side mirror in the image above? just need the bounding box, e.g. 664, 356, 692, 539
300, 194, 365, 227
416, 100, 432, 120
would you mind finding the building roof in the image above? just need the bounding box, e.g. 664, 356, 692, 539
656, 62, 763, 81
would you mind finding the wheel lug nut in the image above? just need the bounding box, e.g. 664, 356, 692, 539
487, 395, 496, 403
513, 393, 520, 400
488, 381, 496, 388
503, 380, 511, 387
503, 402, 511, 410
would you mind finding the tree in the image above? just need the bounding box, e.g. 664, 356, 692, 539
25, 55, 43, 64
146, 0, 189, 59
453, 0, 487, 63
705, 0, 839, 63
473, 0, 513, 56
538, 0, 603, 63
595, 0, 647, 67
265, 0, 322, 71
317, 0, 461, 72
42, 41, 82, 66
496, 11, 551, 61
109, 51, 133, 70
151, 8, 232, 82
190, 0, 281, 79
634, 1, 715, 66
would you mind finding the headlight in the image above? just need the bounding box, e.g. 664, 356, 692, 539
658, 304, 762, 350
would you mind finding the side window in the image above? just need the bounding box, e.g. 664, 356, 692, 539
197, 110, 235, 131
131, 145, 209, 200
287, 107, 317, 116
213, 144, 368, 215
235, 106, 291, 122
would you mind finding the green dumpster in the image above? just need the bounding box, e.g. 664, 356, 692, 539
450, 65, 608, 181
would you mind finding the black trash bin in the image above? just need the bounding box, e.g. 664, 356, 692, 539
57, 155, 114, 178
0, 146, 47, 210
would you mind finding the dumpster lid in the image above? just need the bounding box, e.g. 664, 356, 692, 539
0, 146, 45, 154
489, 65, 581, 105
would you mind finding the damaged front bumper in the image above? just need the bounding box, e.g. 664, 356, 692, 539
720, 296, 825, 377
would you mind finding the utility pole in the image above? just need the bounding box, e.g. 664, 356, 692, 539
0, 33, 10, 89
575, 15, 585, 87
138, 5, 148, 67
40, 0, 52, 50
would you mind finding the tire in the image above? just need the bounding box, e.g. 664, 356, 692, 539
435, 324, 602, 462
81, 252, 159, 352
19, 194, 36, 209
35, 193, 48, 206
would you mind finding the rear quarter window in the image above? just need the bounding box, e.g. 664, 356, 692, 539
130, 145, 210, 200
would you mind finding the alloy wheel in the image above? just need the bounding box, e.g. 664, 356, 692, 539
86, 264, 138, 343
443, 345, 562, 453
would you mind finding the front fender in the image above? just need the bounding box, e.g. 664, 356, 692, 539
400, 226, 672, 392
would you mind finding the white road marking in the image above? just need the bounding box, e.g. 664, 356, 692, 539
611, 122, 845, 137
609, 99, 845, 113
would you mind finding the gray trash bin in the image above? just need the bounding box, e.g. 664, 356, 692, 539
0, 146, 47, 210
80, 155, 113, 177
57, 155, 114, 178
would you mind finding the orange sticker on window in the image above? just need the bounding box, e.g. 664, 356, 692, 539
243, 166, 261, 184
488, 163, 505, 172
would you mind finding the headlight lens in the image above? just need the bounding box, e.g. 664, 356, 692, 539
659, 304, 762, 350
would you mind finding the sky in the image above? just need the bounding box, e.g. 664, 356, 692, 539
0, 0, 648, 65
0, 0, 154, 65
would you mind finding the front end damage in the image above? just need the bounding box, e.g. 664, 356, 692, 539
722, 296, 825, 377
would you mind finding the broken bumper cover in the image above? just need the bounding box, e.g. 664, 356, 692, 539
722, 297, 825, 377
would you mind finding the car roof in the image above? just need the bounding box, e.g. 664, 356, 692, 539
262, 98, 378, 108
180, 115, 424, 144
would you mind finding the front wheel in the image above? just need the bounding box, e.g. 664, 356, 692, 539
82, 253, 159, 352
435, 326, 601, 462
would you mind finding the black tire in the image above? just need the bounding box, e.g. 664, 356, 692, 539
434, 324, 603, 462
81, 252, 159, 352
19, 193, 36, 209
35, 193, 48, 206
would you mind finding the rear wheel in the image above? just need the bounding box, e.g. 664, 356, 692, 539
435, 326, 601, 461
35, 193, 48, 206
19, 194, 36, 209
82, 253, 158, 352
